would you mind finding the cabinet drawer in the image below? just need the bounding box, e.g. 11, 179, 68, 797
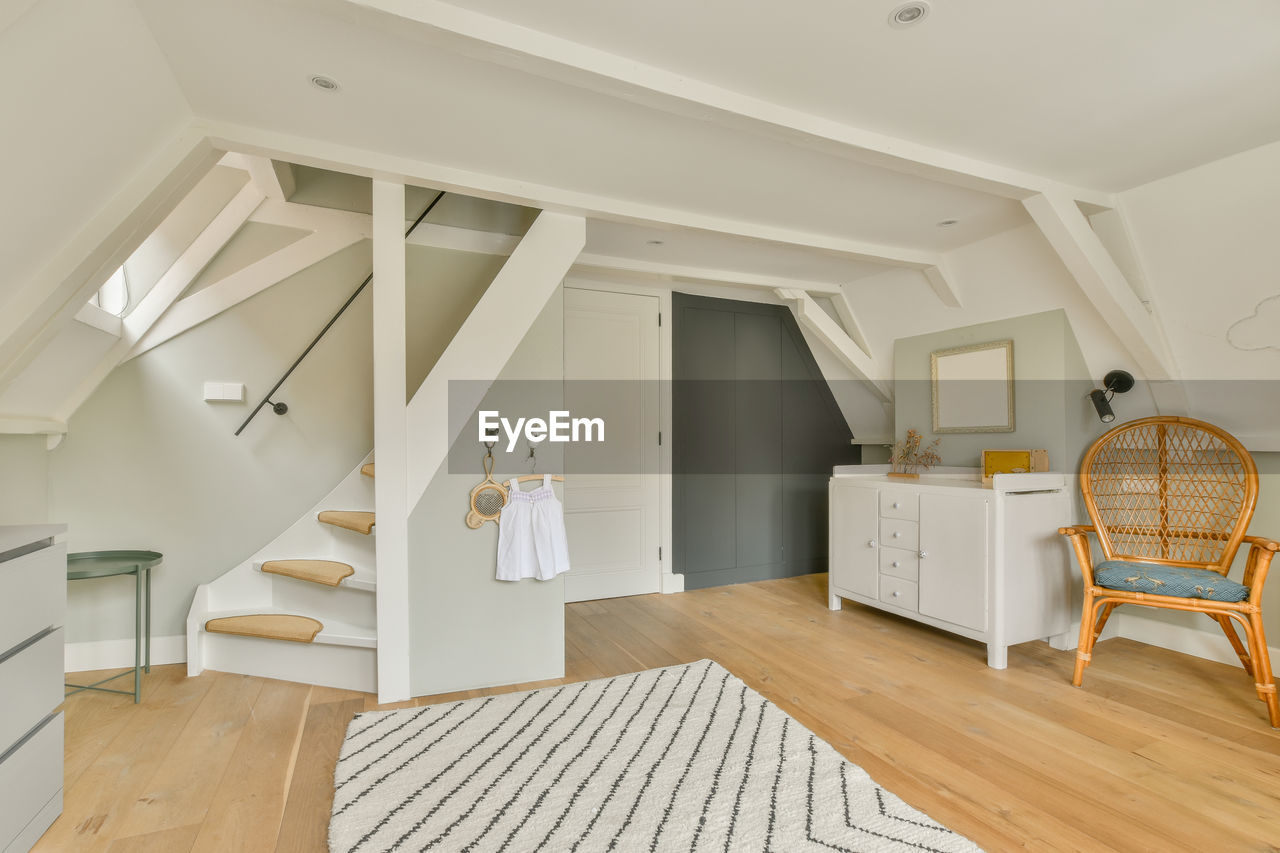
878, 576, 919, 612
878, 518, 919, 551
0, 712, 63, 853
879, 491, 919, 521
879, 547, 919, 581
0, 544, 66, 656
0, 628, 63, 757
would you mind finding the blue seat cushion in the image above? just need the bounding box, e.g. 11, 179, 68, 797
1094, 560, 1249, 603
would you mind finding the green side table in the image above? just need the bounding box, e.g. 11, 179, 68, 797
65, 550, 163, 704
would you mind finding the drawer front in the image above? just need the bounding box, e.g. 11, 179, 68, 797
878, 547, 919, 581
0, 628, 64, 757
0, 713, 63, 853
878, 576, 919, 612
0, 544, 66, 656
878, 518, 919, 551
879, 491, 919, 521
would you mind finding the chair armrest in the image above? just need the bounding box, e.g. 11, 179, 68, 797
1059, 526, 1096, 584
1243, 536, 1279, 595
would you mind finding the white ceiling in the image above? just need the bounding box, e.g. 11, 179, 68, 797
135, 0, 1027, 258
583, 221, 889, 284
453, 0, 1280, 191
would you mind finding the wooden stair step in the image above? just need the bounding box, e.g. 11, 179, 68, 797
318, 510, 375, 535
205, 614, 323, 644
361, 463, 375, 478
261, 559, 354, 587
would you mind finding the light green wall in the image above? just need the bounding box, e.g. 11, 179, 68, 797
0, 435, 48, 525
50, 242, 377, 643
408, 289, 566, 696
893, 309, 1092, 471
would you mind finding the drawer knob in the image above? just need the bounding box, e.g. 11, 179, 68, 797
919, 550, 927, 559
867, 539, 877, 548
892, 502, 900, 509
892, 560, 900, 568
892, 590, 901, 597
892, 531, 900, 538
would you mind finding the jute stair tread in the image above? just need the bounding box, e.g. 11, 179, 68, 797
205, 614, 324, 644
318, 510, 375, 534
261, 559, 354, 587
361, 463, 375, 478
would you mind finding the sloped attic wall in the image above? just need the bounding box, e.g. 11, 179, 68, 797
1104, 140, 1280, 654
0, 0, 192, 363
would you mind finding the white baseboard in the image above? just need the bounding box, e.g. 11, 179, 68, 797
660, 571, 685, 594
65, 634, 187, 673
1114, 613, 1280, 670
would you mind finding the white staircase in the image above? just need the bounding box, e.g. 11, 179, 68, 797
186, 453, 378, 692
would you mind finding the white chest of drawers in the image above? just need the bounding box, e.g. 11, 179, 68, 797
0, 525, 66, 853
827, 469, 1072, 668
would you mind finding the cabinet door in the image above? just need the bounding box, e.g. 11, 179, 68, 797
829, 482, 878, 599
919, 494, 988, 631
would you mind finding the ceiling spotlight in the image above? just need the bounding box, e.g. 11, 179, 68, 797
888, 2, 930, 28
936, 219, 959, 228
309, 75, 341, 91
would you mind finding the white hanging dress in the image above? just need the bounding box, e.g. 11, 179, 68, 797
496, 475, 572, 582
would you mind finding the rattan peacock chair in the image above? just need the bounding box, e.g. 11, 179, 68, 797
1061, 416, 1279, 727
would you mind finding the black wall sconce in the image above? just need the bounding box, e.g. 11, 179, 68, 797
1089, 370, 1135, 423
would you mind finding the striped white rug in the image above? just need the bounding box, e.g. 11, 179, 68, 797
330, 659, 982, 852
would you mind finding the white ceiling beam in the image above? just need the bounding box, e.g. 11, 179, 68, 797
775, 288, 891, 402
73, 302, 122, 338
350, 0, 1114, 208
921, 260, 962, 309
1023, 192, 1176, 380
209, 121, 939, 271
406, 210, 586, 512
829, 291, 873, 359
54, 183, 266, 422
0, 415, 66, 436
0, 128, 219, 394
574, 252, 845, 295
126, 227, 364, 360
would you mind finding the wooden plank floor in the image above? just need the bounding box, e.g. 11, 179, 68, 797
37, 574, 1280, 852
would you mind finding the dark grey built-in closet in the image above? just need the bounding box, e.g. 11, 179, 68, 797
673, 293, 860, 589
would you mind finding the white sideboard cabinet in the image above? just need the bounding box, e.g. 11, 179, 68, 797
0, 524, 67, 853
828, 468, 1073, 668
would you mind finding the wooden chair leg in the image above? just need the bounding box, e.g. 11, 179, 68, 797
1246, 611, 1279, 728
1213, 614, 1253, 677
1092, 602, 1117, 643
1073, 592, 1099, 687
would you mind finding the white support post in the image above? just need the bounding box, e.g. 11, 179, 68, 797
373, 180, 411, 704
776, 289, 891, 402
1023, 192, 1176, 380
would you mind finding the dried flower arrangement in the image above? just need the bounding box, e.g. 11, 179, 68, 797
888, 429, 942, 478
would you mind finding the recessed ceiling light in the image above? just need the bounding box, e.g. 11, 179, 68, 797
646, 240, 665, 246
309, 75, 341, 92
936, 218, 959, 228
888, 2, 930, 28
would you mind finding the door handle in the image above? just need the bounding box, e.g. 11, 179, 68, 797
918, 550, 927, 559
867, 539, 877, 548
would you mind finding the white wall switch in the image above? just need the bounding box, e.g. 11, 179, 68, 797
203, 382, 245, 402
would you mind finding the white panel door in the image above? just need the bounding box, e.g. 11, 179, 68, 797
918, 493, 989, 632
562, 288, 661, 602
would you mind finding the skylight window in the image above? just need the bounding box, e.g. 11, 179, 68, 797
92, 266, 130, 317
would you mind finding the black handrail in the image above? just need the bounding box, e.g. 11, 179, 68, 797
234, 191, 446, 436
